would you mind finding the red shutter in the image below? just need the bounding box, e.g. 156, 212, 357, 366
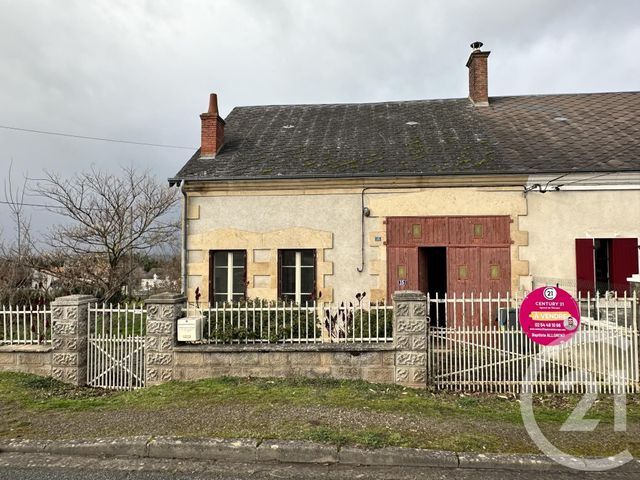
610, 238, 639, 294
575, 239, 595, 296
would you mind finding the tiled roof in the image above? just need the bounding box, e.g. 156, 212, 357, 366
172, 92, 640, 181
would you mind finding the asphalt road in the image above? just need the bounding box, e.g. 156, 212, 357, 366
0, 452, 638, 480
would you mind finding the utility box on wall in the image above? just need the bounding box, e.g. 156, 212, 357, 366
177, 316, 203, 342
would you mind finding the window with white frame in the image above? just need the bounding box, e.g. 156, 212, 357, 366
278, 249, 316, 304
209, 250, 246, 303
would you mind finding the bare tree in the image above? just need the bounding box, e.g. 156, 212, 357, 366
0, 161, 34, 304
32, 166, 179, 301
3, 161, 31, 259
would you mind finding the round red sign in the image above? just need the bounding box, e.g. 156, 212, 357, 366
519, 286, 580, 346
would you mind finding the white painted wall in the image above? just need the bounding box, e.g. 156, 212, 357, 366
188, 190, 376, 302
519, 186, 640, 293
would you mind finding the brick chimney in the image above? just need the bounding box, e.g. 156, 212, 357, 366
466, 42, 490, 106
200, 93, 225, 157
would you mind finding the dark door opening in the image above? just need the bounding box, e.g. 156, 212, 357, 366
419, 247, 447, 327
594, 239, 611, 292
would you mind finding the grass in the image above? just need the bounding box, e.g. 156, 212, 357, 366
0, 372, 638, 456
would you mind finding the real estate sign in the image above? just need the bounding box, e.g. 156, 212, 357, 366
519, 286, 580, 345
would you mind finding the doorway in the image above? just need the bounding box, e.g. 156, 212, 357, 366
594, 239, 611, 292
419, 247, 447, 327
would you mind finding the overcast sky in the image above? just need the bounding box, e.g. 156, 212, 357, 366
1, 0, 639, 238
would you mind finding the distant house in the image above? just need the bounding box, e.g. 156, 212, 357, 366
169, 43, 640, 313
138, 269, 177, 294
30, 269, 57, 290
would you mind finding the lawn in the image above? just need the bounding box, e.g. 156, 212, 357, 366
0, 372, 637, 457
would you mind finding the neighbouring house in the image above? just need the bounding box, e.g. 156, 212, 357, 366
170, 43, 640, 321
30, 268, 57, 290
138, 268, 178, 295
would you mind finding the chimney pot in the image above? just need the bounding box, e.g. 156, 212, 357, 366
466, 43, 490, 106
208, 93, 219, 115
200, 92, 225, 157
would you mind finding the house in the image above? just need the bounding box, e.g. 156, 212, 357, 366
138, 268, 178, 295
170, 43, 640, 316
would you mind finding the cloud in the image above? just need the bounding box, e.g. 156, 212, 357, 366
0, 0, 638, 236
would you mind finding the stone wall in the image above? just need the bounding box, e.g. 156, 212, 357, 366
0, 345, 52, 377
50, 295, 95, 386
174, 344, 395, 384
392, 291, 428, 388
0, 291, 432, 390
0, 294, 95, 383
172, 291, 428, 388
145, 292, 185, 386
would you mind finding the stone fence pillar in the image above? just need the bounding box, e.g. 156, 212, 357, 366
392, 291, 428, 388
50, 295, 96, 386
145, 292, 185, 386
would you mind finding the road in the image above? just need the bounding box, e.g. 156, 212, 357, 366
0, 452, 637, 480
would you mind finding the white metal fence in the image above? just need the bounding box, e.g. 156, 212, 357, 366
0, 305, 52, 345
186, 300, 394, 344
428, 292, 639, 394
86, 303, 146, 390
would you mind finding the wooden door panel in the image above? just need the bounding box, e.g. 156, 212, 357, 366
610, 238, 639, 294
448, 216, 510, 246
447, 247, 479, 327
480, 247, 511, 296
387, 247, 419, 299
575, 238, 595, 296
447, 247, 480, 296
386, 217, 449, 246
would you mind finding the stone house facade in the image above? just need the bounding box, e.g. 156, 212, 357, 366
170, 44, 640, 316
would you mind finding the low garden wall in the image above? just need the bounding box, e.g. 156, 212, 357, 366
173, 344, 396, 384
0, 345, 53, 377
0, 291, 429, 390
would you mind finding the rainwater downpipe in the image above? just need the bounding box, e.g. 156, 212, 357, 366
355, 184, 460, 273
180, 180, 187, 295
356, 187, 371, 273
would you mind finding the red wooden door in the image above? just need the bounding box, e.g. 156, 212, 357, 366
386, 247, 419, 299
447, 247, 480, 296
610, 238, 639, 294
447, 247, 480, 327
480, 247, 511, 296
575, 239, 595, 296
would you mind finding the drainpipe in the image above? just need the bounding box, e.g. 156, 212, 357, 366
356, 187, 370, 273
180, 180, 187, 295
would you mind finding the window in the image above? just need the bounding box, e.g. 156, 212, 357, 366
278, 249, 316, 304
209, 250, 246, 303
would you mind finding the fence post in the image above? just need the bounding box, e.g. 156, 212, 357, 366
144, 292, 185, 386
392, 290, 428, 388
50, 295, 96, 386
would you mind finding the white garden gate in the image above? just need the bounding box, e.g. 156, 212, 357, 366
428, 292, 639, 394
87, 304, 146, 390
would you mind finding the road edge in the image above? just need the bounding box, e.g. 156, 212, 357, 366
0, 437, 638, 472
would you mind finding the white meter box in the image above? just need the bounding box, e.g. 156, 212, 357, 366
177, 316, 203, 342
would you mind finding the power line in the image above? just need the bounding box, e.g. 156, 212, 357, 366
0, 124, 196, 150
556, 172, 612, 187
0, 199, 66, 209
0, 199, 178, 213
